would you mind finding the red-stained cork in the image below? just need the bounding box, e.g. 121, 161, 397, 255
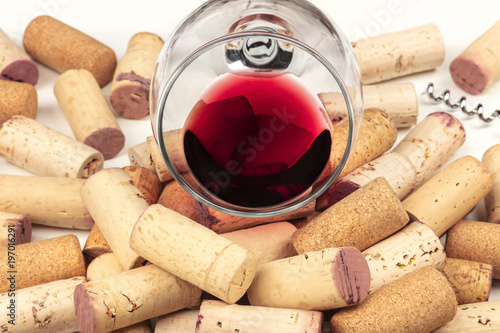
83, 127, 125, 160
334, 247, 371, 305
247, 247, 370, 311
330, 267, 457, 333
74, 284, 96, 333
73, 264, 202, 333
449, 20, 500, 94
0, 211, 32, 247
0, 276, 86, 332
110, 82, 149, 119
0, 29, 38, 85
110, 33, 163, 119
12, 215, 31, 245
54, 69, 125, 160
450, 56, 488, 94
1, 59, 38, 85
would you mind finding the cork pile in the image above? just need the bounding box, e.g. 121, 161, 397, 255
0, 11, 500, 333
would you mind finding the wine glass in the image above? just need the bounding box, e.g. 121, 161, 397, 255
150, 0, 363, 217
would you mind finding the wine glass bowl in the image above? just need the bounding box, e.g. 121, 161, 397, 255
150, 0, 363, 217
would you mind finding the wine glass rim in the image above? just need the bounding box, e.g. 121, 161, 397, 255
155, 31, 355, 218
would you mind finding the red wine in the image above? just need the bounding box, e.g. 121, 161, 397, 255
183, 73, 332, 207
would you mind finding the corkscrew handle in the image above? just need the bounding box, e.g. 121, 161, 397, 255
425, 83, 500, 123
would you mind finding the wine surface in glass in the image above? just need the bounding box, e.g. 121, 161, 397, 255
183, 72, 332, 207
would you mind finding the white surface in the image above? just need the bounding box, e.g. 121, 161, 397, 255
1, 0, 499, 300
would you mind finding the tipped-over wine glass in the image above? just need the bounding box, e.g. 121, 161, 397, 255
150, 0, 363, 218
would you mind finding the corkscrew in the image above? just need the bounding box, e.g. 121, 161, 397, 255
425, 83, 500, 123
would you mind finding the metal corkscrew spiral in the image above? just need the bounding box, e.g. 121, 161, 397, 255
425, 83, 500, 123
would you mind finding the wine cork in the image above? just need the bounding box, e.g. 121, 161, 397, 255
0, 174, 93, 229
0, 234, 86, 293
54, 69, 125, 159
196, 300, 324, 333
73, 264, 202, 333
482, 144, 500, 174
147, 130, 189, 182
290, 211, 320, 229
130, 204, 257, 304
111, 322, 153, 333
403, 156, 492, 237
433, 300, 500, 332
317, 151, 416, 211
147, 135, 173, 182
483, 144, 500, 223
128, 141, 156, 173
0, 211, 31, 247
363, 221, 446, 293
319, 82, 418, 128
86, 252, 153, 333
0, 115, 104, 178
157, 180, 198, 222
353, 24, 445, 84
221, 222, 297, 265
450, 20, 500, 94
329, 108, 397, 181
329, 267, 457, 333
83, 224, 112, 262
0, 276, 85, 333
292, 177, 409, 254
83, 166, 160, 263
446, 220, 500, 279
443, 258, 493, 304
110, 32, 164, 119
155, 309, 200, 333
122, 165, 163, 205
0, 80, 37, 125
247, 247, 370, 310
488, 171, 500, 223
23, 15, 116, 87
0, 28, 38, 85
195, 200, 315, 233
80, 168, 149, 270
363, 82, 418, 127
393, 112, 466, 186
86, 252, 124, 281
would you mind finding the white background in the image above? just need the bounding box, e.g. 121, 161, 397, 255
1, 0, 499, 300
